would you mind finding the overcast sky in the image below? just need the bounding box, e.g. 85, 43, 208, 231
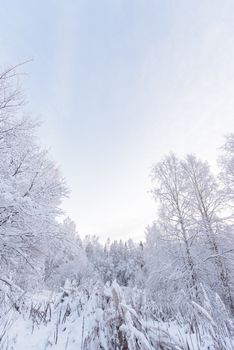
1, 0, 234, 240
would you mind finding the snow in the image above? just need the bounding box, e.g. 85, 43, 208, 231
0, 282, 233, 350
0, 65, 234, 350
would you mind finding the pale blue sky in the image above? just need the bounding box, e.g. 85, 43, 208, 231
1, 1, 234, 240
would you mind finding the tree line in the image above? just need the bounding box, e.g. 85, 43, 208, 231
0, 63, 233, 318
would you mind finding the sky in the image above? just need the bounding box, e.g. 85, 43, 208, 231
0, 0, 234, 241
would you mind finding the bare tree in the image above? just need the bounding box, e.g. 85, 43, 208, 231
219, 134, 234, 211
182, 155, 234, 312
151, 153, 198, 299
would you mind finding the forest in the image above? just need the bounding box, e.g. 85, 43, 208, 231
0, 64, 234, 349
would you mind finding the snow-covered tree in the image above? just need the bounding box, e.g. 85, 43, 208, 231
0, 64, 67, 288
182, 154, 234, 312
151, 153, 199, 299
219, 134, 234, 216
44, 218, 91, 288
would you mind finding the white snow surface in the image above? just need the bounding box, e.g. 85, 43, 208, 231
0, 280, 233, 350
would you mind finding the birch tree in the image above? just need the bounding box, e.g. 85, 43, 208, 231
182, 155, 234, 312
151, 153, 199, 299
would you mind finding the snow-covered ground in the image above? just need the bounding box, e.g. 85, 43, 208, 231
0, 281, 233, 350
